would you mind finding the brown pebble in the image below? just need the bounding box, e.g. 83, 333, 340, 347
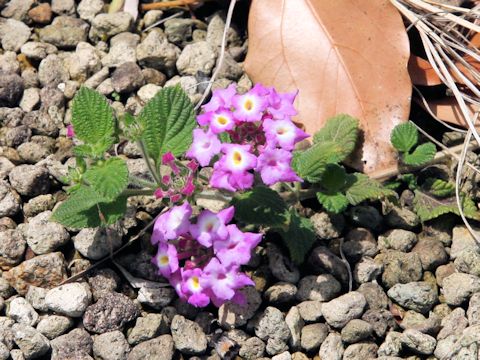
28, 3, 53, 24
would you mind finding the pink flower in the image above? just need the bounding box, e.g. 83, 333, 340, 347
256, 147, 301, 185
203, 84, 236, 113
181, 268, 210, 307
232, 85, 268, 122
66, 124, 75, 138
152, 243, 179, 278
200, 109, 236, 134
151, 202, 192, 244
203, 258, 254, 303
266, 88, 298, 120
190, 206, 234, 247
263, 118, 309, 150
220, 144, 257, 173
214, 224, 262, 267
210, 162, 254, 191
186, 129, 221, 167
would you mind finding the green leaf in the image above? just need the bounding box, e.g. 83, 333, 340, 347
313, 114, 359, 161
232, 186, 290, 227
276, 210, 316, 264
137, 86, 196, 164
98, 195, 128, 225
71, 87, 115, 154
403, 142, 436, 166
345, 173, 397, 205
413, 190, 480, 222
292, 143, 330, 182
83, 158, 129, 201
422, 178, 455, 198
391, 122, 418, 153
320, 164, 348, 192
51, 186, 104, 228
316, 191, 349, 214
400, 173, 418, 190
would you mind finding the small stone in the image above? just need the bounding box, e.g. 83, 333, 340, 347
23, 195, 55, 218
12, 324, 50, 359
171, 315, 207, 355
0, 343, 8, 360
322, 291, 367, 328
454, 249, 480, 276
451, 225, 480, 259
387, 281, 437, 314
343, 228, 378, 260
385, 206, 420, 230
206, 13, 241, 48
255, 307, 290, 356
7, 297, 38, 326
437, 307, 468, 340
341, 319, 373, 344
0, 228, 25, 268
177, 41, 217, 76
378, 331, 402, 357
164, 75, 199, 101
218, 286, 261, 329
36, 315, 73, 340
319, 333, 344, 360
271, 351, 291, 360
127, 313, 167, 346
102, 32, 140, 68
93, 331, 130, 360
376, 250, 423, 289
164, 18, 194, 45
84, 67, 109, 89
19, 88, 40, 113
297, 301, 322, 322
362, 309, 396, 338
343, 343, 378, 360
353, 256, 383, 283
267, 243, 300, 283
112, 62, 145, 94
137, 284, 176, 309
400, 329, 436, 355
0, 72, 24, 108
0, 276, 14, 298
51, 0, 75, 15
73, 226, 122, 260
400, 310, 440, 334
136, 29, 180, 74
77, 0, 104, 22
38, 55, 69, 86
142, 68, 166, 86
300, 323, 328, 352
348, 205, 382, 231
285, 306, 303, 350
0, 157, 14, 180
467, 292, 480, 325
239, 337, 265, 360
214, 52, 243, 80
296, 274, 341, 302
67, 42, 102, 82
0, 20, 31, 53
265, 282, 297, 304
45, 283, 92, 317
310, 211, 344, 240
27, 3, 52, 24
21, 43, 57, 62
39, 16, 89, 49
143, 10, 163, 28
443, 272, 480, 305
3, 252, 67, 295
307, 246, 349, 284
435, 263, 456, 287
137, 84, 161, 103
87, 268, 120, 301
90, 12, 133, 41
127, 335, 174, 360
378, 229, 417, 252
50, 328, 92, 359
357, 282, 389, 310
18, 211, 69, 255
2, 0, 35, 21
412, 239, 448, 271
83, 292, 140, 334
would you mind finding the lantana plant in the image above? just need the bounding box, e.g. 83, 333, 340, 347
52, 82, 392, 307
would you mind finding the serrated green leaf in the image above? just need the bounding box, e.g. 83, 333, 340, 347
320, 164, 348, 192
413, 190, 480, 222
276, 210, 316, 264
345, 173, 397, 205
292, 143, 331, 182
422, 178, 455, 198
98, 195, 128, 225
313, 114, 359, 161
391, 122, 418, 153
83, 158, 129, 201
232, 186, 290, 227
400, 173, 418, 190
316, 191, 349, 214
137, 86, 196, 164
71, 87, 115, 154
403, 142, 436, 166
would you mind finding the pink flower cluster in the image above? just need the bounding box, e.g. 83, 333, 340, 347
151, 202, 262, 307
154, 152, 198, 204
186, 84, 308, 191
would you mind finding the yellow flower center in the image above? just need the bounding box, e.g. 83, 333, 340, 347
244, 99, 253, 111
191, 276, 200, 289
217, 116, 228, 125
276, 127, 286, 135
159, 255, 169, 266
233, 151, 242, 165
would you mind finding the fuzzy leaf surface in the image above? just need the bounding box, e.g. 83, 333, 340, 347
345, 173, 397, 205
403, 142, 436, 166
391, 122, 418, 153
292, 142, 333, 183
422, 178, 455, 198
313, 114, 359, 161
276, 210, 317, 264
232, 186, 290, 227
316, 191, 349, 214
137, 86, 195, 164
83, 158, 129, 201
71, 87, 115, 154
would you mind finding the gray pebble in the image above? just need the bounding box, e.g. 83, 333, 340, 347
7, 297, 38, 326
45, 283, 92, 317
400, 328, 436, 355
296, 274, 341, 302
127, 335, 174, 360
12, 323, 50, 360
341, 319, 373, 344
171, 315, 207, 355
254, 307, 291, 356
93, 331, 130, 360
319, 333, 344, 360
387, 281, 437, 314
300, 323, 328, 352
322, 291, 366, 328
443, 272, 480, 305
36, 315, 73, 340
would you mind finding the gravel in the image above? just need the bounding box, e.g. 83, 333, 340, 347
45, 282, 92, 317
322, 292, 367, 328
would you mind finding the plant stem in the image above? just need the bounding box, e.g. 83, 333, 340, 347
137, 140, 161, 185
129, 175, 158, 189
122, 188, 155, 196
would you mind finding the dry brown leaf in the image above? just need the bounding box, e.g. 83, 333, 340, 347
470, 32, 480, 48
421, 97, 480, 127
244, 0, 411, 176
